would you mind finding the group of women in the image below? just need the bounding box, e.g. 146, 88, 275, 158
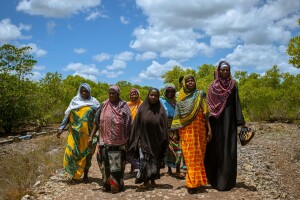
57, 61, 248, 194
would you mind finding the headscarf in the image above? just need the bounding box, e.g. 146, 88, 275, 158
171, 75, 204, 130
207, 61, 235, 118
128, 88, 169, 159
109, 85, 120, 95
127, 88, 143, 120
64, 83, 100, 118
99, 85, 132, 145
160, 83, 176, 118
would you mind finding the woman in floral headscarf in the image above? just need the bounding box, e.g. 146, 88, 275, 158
57, 83, 100, 182
171, 75, 212, 194
89, 85, 132, 193
160, 83, 184, 178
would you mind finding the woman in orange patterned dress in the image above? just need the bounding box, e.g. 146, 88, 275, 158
171, 75, 212, 194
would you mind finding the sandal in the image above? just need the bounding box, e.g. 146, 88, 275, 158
139, 183, 150, 189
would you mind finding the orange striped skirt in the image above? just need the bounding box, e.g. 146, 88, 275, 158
179, 110, 208, 188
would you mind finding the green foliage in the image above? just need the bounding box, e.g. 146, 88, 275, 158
1, 43, 300, 133
286, 18, 300, 68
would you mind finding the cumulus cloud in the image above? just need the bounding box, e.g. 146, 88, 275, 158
27, 71, 45, 81
135, 51, 157, 61
115, 51, 134, 61
0, 19, 31, 43
93, 53, 111, 62
120, 16, 129, 24
100, 69, 123, 78
106, 59, 126, 70
132, 0, 300, 65
16, 0, 101, 18
137, 60, 181, 81
73, 48, 86, 54
21, 43, 47, 57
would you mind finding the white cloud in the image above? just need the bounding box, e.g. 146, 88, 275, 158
26, 71, 45, 81
47, 21, 56, 34
21, 43, 47, 57
65, 63, 100, 75
120, 16, 129, 24
223, 44, 299, 74
137, 60, 181, 81
0, 19, 31, 43
16, 0, 101, 18
132, 0, 300, 63
86, 11, 100, 21
33, 65, 46, 71
106, 59, 126, 70
73, 72, 98, 82
115, 51, 134, 61
135, 51, 157, 61
93, 53, 110, 62
73, 48, 86, 54
100, 69, 123, 78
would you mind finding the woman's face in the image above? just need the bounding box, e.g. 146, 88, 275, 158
130, 91, 139, 102
109, 89, 119, 103
165, 88, 176, 99
80, 87, 90, 99
185, 77, 196, 91
219, 66, 230, 79
148, 90, 159, 104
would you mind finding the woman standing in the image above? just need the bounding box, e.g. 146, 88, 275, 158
171, 75, 212, 194
57, 83, 100, 182
128, 88, 169, 189
88, 85, 131, 193
160, 83, 184, 178
205, 61, 246, 191
127, 88, 143, 172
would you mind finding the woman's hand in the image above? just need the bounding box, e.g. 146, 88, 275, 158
87, 136, 93, 146
206, 129, 212, 142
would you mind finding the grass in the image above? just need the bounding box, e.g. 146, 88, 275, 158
0, 135, 65, 200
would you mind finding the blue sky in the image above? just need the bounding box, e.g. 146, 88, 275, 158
1, 0, 300, 88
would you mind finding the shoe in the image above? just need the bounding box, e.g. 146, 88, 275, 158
187, 187, 198, 194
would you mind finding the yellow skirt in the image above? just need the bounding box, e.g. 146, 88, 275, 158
63, 106, 96, 179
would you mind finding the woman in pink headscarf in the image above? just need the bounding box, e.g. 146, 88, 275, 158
89, 85, 132, 193
205, 61, 246, 191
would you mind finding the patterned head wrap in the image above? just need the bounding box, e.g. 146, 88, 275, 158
207, 61, 235, 118
109, 85, 120, 95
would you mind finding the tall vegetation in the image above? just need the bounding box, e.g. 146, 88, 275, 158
287, 18, 300, 68
0, 43, 299, 133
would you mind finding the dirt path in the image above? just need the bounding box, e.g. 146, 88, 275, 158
24, 123, 300, 199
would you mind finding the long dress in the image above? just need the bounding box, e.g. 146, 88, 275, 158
63, 106, 97, 179
94, 99, 131, 193
60, 83, 99, 180
171, 75, 209, 189
160, 96, 182, 169
128, 96, 169, 184
205, 86, 245, 191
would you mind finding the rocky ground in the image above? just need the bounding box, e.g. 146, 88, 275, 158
3, 122, 300, 200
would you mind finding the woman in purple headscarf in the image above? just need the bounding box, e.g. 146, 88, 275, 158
89, 85, 132, 193
205, 61, 246, 191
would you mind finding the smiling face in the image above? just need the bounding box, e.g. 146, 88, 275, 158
108, 89, 119, 103
148, 89, 159, 104
130, 91, 139, 102
185, 76, 196, 91
80, 87, 90, 99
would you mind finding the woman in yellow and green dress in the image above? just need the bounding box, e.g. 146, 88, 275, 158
171, 75, 212, 194
57, 83, 100, 182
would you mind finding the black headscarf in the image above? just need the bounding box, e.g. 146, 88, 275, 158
128, 88, 169, 159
